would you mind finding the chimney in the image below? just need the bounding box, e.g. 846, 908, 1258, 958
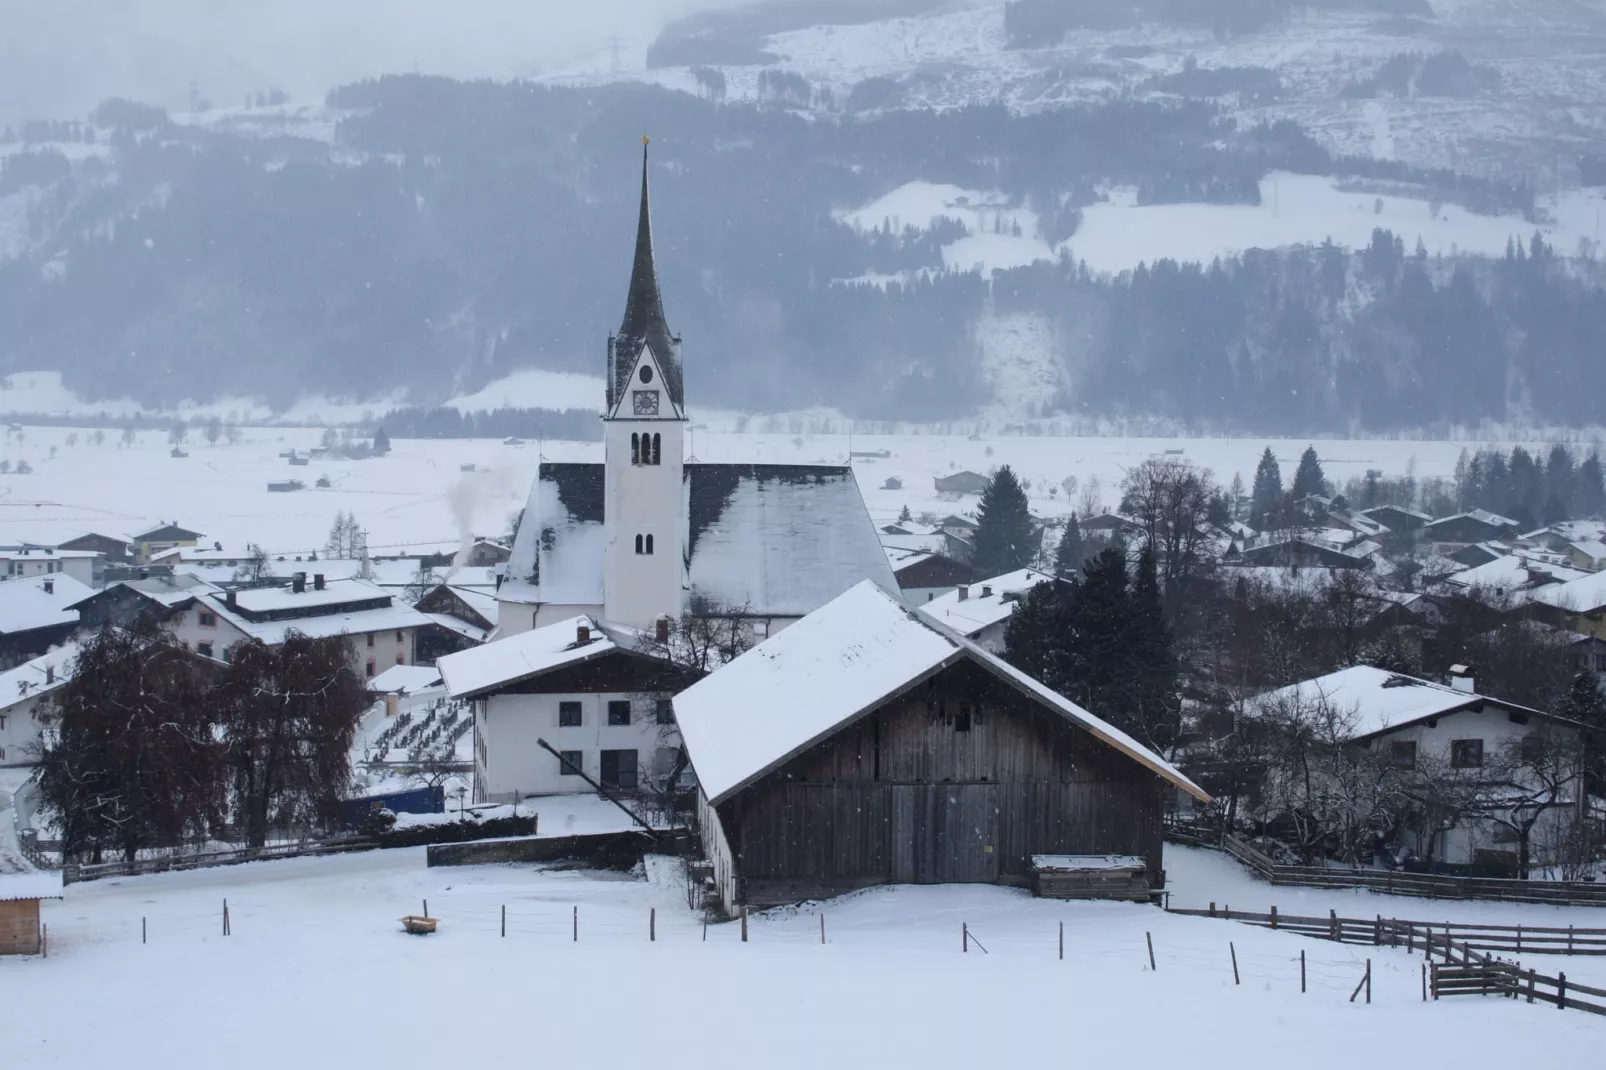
1449, 665, 1475, 693
292, 572, 306, 594
577, 623, 591, 644
981, 585, 993, 598
42, 579, 52, 595
45, 665, 54, 684
226, 590, 238, 610
313, 573, 325, 591
957, 585, 969, 601
655, 615, 671, 643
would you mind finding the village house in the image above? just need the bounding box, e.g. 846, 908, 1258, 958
1436, 554, 1589, 602
1360, 505, 1430, 540
676, 581, 1208, 913
1531, 569, 1606, 640
0, 547, 98, 586
0, 642, 77, 766
1233, 534, 1375, 570
130, 523, 205, 564
0, 574, 92, 669
882, 546, 983, 604
66, 573, 219, 630
413, 582, 499, 663
1566, 539, 1606, 572
1245, 665, 1587, 874
916, 568, 1059, 652
165, 574, 428, 677
495, 144, 892, 639
56, 531, 131, 564
1422, 510, 1521, 554
438, 615, 700, 802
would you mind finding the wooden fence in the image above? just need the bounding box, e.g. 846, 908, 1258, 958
1173, 829, 1606, 907
1169, 903, 1606, 1014
62, 838, 378, 884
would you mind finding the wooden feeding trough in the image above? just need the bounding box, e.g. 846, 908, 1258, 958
400, 915, 438, 935
1030, 855, 1151, 902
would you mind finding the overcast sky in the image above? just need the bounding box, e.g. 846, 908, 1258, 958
0, 0, 743, 126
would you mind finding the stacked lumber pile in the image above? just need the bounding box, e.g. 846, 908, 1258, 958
1031, 854, 1150, 901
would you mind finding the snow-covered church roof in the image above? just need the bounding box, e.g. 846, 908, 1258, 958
674, 580, 1209, 806
499, 462, 896, 618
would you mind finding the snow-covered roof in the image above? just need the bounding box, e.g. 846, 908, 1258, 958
674, 580, 1208, 806
500, 462, 895, 617
0, 870, 63, 901
439, 615, 640, 699
1570, 539, 1606, 564
1245, 665, 1545, 740
1441, 554, 1589, 597
202, 582, 431, 646
132, 523, 204, 542
0, 641, 79, 710
423, 612, 490, 644
916, 568, 1055, 636
0, 547, 99, 561
227, 578, 387, 615
1531, 568, 1606, 615
0, 574, 90, 635
1031, 855, 1145, 871
879, 532, 950, 556
367, 663, 444, 695
1426, 509, 1520, 533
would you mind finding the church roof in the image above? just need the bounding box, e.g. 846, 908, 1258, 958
500, 462, 896, 618
610, 140, 683, 413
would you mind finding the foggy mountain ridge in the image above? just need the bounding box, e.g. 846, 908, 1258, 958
1, 0, 1604, 431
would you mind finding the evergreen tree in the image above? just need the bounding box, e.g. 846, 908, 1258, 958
1125, 545, 1179, 752
1056, 547, 1131, 718
1002, 578, 1066, 689
1250, 447, 1283, 528
1580, 451, 1606, 517
1291, 445, 1327, 500
898, 504, 912, 524
1054, 513, 1085, 578
972, 465, 1036, 575
373, 426, 392, 455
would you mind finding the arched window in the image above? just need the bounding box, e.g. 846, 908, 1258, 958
651, 433, 662, 465
634, 534, 643, 554
631, 432, 640, 465
645, 534, 654, 554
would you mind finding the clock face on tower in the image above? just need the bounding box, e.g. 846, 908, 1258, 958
633, 389, 660, 416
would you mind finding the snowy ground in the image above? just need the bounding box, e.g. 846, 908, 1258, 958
6, 844, 1603, 1067
0, 423, 1594, 558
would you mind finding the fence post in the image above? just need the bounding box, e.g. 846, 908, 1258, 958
142, 916, 147, 945
1517, 925, 1522, 955
741, 907, 748, 943
1481, 953, 1489, 997
1569, 925, 1575, 955
423, 899, 428, 918
573, 905, 578, 942
650, 907, 656, 942
1330, 909, 1338, 941
1230, 941, 1239, 985
1526, 968, 1535, 1004
1558, 971, 1567, 1010
1431, 963, 1439, 1000
501, 905, 505, 938
1366, 959, 1371, 1004
821, 914, 827, 945
1374, 915, 1381, 946
1270, 905, 1277, 930
1301, 949, 1306, 993
1146, 931, 1156, 971
1209, 901, 1215, 917
1424, 925, 1431, 962
223, 898, 230, 937
41, 923, 46, 958
1058, 921, 1063, 961
1421, 963, 1426, 1001
963, 922, 968, 953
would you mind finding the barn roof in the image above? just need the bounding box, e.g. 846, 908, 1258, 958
0, 574, 91, 636
499, 462, 895, 617
674, 580, 1209, 806
0, 870, 63, 901
916, 567, 1055, 636
438, 615, 645, 699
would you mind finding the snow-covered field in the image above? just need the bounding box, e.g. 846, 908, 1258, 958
5, 842, 1603, 1068
835, 175, 1606, 276
0, 423, 1593, 556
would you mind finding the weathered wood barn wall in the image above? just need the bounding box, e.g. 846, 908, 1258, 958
715, 661, 1166, 907
0, 896, 42, 955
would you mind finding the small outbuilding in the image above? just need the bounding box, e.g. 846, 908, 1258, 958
676, 581, 1209, 913
0, 871, 63, 955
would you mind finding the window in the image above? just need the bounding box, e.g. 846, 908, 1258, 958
608, 700, 632, 726
1450, 739, 1484, 769
365, 659, 376, 678
396, 631, 404, 642
1521, 734, 1544, 762
636, 534, 654, 555
600, 749, 638, 790
651, 433, 661, 465
366, 634, 375, 648
656, 698, 674, 725
1389, 740, 1417, 770
639, 365, 654, 384
631, 432, 641, 465
635, 534, 643, 554
646, 534, 654, 554
0, 714, 7, 729
559, 701, 582, 727
197, 641, 214, 659
0, 747, 5, 761
198, 610, 217, 627
954, 704, 973, 732
558, 750, 583, 777
654, 746, 679, 780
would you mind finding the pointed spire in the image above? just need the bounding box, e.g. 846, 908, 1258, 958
613, 136, 683, 411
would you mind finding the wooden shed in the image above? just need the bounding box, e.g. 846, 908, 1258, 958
0, 871, 64, 955
675, 581, 1210, 913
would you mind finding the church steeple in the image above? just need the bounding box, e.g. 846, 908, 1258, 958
609, 137, 684, 414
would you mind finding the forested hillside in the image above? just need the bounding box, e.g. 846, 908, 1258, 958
0, 75, 1598, 430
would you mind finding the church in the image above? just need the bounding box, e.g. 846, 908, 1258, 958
494, 143, 894, 639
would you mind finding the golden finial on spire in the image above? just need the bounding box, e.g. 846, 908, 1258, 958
643, 134, 651, 146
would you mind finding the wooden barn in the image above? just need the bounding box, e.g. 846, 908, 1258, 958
675, 582, 1209, 913
0, 871, 63, 955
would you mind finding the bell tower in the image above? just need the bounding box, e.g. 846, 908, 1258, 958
603, 138, 686, 629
